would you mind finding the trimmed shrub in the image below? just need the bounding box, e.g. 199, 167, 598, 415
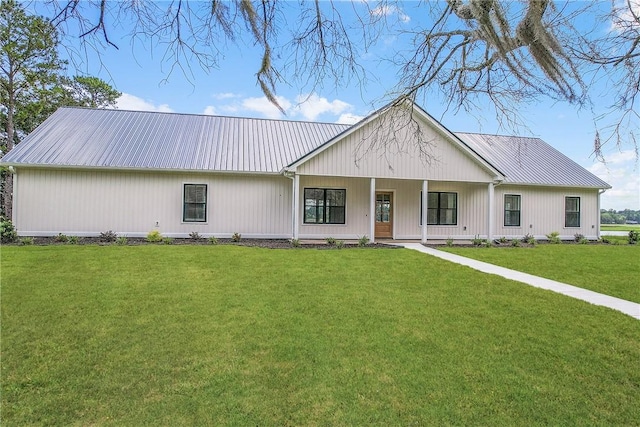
146, 230, 163, 243
99, 230, 118, 242
546, 231, 561, 244
0, 219, 17, 243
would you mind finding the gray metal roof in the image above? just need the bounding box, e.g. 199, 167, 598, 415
454, 133, 610, 188
1, 106, 610, 188
1, 107, 350, 173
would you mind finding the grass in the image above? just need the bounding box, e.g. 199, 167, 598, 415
601, 224, 640, 231
443, 244, 640, 303
2, 245, 639, 425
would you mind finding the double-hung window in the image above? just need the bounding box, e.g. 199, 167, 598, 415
504, 194, 521, 227
565, 196, 580, 227
421, 192, 457, 225
304, 188, 346, 224
183, 184, 207, 222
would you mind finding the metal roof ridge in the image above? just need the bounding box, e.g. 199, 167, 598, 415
57, 106, 353, 126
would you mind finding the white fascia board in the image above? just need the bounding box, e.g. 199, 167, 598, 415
4, 163, 282, 176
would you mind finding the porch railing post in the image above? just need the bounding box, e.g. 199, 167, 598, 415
370, 177, 376, 244
488, 182, 495, 241
293, 174, 300, 240
421, 180, 428, 244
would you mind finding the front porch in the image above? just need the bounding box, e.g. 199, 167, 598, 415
291, 175, 498, 244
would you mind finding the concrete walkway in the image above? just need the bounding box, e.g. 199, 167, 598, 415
396, 243, 640, 320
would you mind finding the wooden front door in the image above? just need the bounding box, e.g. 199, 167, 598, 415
375, 192, 393, 238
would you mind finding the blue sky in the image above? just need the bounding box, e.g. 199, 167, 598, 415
44, 1, 639, 210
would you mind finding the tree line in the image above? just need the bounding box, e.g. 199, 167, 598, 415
1, 0, 120, 218
601, 209, 640, 224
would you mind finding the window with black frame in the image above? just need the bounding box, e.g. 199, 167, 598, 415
420, 191, 457, 225
565, 196, 580, 227
183, 184, 207, 222
304, 188, 346, 224
504, 194, 521, 226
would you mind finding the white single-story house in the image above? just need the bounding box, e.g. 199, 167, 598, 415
0, 102, 610, 242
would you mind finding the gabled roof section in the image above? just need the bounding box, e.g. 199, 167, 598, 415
455, 133, 611, 189
287, 100, 504, 180
1, 107, 349, 173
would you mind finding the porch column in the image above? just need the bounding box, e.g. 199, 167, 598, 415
421, 180, 428, 244
293, 174, 300, 239
370, 178, 376, 243
487, 182, 495, 241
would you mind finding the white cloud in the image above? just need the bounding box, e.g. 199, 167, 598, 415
337, 113, 364, 125
213, 92, 241, 100
611, 0, 640, 31
202, 92, 362, 125
241, 96, 292, 119
203, 105, 217, 115
115, 93, 173, 113
587, 150, 640, 210
371, 5, 410, 23
293, 94, 351, 121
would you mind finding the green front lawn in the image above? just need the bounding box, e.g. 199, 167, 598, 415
2, 246, 639, 425
601, 224, 640, 231
442, 244, 640, 303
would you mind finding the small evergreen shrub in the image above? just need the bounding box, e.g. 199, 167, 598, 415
546, 231, 561, 244
55, 233, 69, 243
162, 237, 174, 245
445, 237, 454, 247
208, 236, 219, 245
0, 219, 17, 243
472, 235, 484, 246
522, 233, 535, 245
484, 240, 492, 248
579, 237, 589, 244
68, 236, 79, 245
498, 236, 508, 244
335, 240, 345, 249
325, 237, 336, 246
99, 230, 118, 242
189, 231, 202, 240
20, 237, 34, 246
574, 233, 585, 243
146, 230, 163, 242
231, 232, 242, 242
290, 238, 301, 248
358, 235, 369, 247
629, 230, 639, 245
116, 236, 128, 245
511, 239, 521, 247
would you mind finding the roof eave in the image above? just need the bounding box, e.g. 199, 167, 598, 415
2, 163, 282, 175
502, 180, 612, 190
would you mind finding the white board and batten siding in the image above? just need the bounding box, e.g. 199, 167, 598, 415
14, 168, 292, 238
494, 185, 601, 240
298, 176, 493, 240
295, 117, 497, 183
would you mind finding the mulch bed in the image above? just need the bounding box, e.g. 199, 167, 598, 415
8, 236, 400, 249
